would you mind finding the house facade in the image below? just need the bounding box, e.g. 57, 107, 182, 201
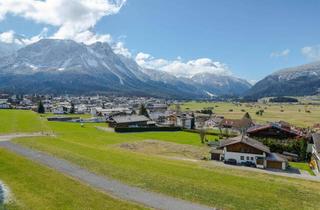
212, 135, 288, 170
176, 114, 193, 129
0, 99, 11, 109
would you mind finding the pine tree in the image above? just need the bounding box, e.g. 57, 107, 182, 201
37, 101, 45, 114
243, 112, 252, 120
70, 102, 75, 114
190, 113, 195, 129
139, 104, 149, 117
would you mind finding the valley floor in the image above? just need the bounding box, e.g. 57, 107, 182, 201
176, 101, 320, 127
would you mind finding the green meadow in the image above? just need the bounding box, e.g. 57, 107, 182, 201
0, 110, 48, 134
0, 149, 145, 210
176, 101, 320, 127
0, 110, 319, 210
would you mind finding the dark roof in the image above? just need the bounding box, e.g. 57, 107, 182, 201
247, 123, 302, 137
210, 149, 223, 154
112, 115, 149, 124
218, 135, 270, 153
266, 153, 287, 162
312, 133, 320, 153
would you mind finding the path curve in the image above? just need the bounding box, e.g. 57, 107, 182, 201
0, 133, 45, 142
0, 139, 215, 210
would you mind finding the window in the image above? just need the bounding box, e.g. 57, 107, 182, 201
240, 156, 244, 160
251, 157, 254, 161
246, 156, 249, 160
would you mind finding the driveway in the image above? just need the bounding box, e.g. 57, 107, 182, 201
206, 160, 320, 182
0, 136, 215, 210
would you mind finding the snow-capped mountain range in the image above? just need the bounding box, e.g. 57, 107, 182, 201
0, 38, 252, 98
245, 61, 320, 98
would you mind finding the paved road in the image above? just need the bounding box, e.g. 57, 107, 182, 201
0, 141, 215, 210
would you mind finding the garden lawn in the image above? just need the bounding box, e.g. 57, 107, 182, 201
289, 162, 315, 176
0, 148, 146, 210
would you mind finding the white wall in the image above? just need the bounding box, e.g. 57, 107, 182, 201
223, 148, 266, 165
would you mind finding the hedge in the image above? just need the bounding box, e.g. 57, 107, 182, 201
115, 127, 182, 133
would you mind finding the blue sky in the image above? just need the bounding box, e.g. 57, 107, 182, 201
0, 0, 320, 81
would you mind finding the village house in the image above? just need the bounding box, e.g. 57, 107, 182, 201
164, 114, 177, 126
204, 116, 224, 128
220, 117, 254, 131
246, 122, 303, 139
311, 133, 320, 173
52, 105, 71, 114
147, 104, 168, 123
211, 135, 288, 170
194, 113, 211, 129
91, 107, 132, 118
176, 114, 193, 129
0, 99, 11, 109
109, 115, 151, 128
146, 103, 168, 113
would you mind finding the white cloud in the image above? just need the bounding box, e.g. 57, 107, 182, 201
248, 80, 257, 85
301, 45, 320, 61
270, 49, 290, 58
0, 0, 126, 44
112, 41, 131, 57
135, 52, 231, 78
0, 30, 16, 44
0, 28, 48, 45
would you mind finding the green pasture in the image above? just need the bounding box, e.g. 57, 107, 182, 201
0, 110, 318, 210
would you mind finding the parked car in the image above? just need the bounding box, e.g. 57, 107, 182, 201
241, 161, 256, 167
224, 159, 237, 165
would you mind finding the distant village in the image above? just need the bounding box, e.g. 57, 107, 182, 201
0, 93, 319, 176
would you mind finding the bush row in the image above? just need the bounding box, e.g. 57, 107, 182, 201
115, 127, 182, 133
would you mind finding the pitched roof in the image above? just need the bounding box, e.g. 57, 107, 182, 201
221, 118, 253, 129
218, 135, 270, 153
312, 133, 320, 153
247, 123, 302, 137
266, 153, 287, 162
112, 115, 149, 124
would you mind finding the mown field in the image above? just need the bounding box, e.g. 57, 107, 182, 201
176, 101, 320, 127
1, 110, 320, 210
0, 148, 146, 210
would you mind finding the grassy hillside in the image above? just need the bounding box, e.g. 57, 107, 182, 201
0, 110, 48, 134
0, 148, 146, 210
176, 102, 320, 127
1, 110, 318, 210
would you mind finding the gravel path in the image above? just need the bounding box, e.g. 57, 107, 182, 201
0, 133, 45, 142
0, 141, 215, 210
